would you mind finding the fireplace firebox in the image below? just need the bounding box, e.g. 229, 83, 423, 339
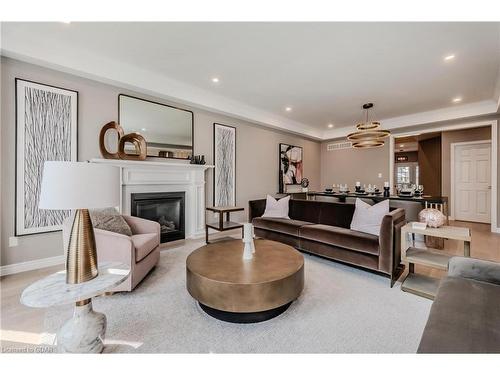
131, 192, 185, 243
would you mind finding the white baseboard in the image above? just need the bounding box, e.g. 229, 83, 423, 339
0, 255, 64, 276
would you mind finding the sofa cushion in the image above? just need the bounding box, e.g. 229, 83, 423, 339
418, 276, 500, 353
299, 224, 379, 256
132, 233, 158, 262
317, 202, 355, 229
262, 195, 290, 218
289, 200, 322, 223
350, 198, 389, 236
252, 217, 313, 236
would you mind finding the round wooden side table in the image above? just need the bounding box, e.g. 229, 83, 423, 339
21, 262, 130, 353
186, 239, 304, 323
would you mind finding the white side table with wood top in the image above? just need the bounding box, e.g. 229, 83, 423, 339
400, 223, 471, 300
21, 262, 130, 353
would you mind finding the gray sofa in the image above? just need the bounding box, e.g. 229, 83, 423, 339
249, 199, 406, 287
418, 257, 500, 353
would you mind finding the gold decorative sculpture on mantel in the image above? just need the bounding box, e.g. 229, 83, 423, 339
99, 121, 124, 159
118, 132, 147, 161
99, 121, 147, 160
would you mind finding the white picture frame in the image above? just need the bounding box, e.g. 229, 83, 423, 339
15, 79, 78, 235
213, 123, 236, 207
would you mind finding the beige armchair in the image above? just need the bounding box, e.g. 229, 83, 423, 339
63, 214, 161, 292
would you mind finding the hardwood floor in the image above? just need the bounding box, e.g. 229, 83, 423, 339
1, 221, 499, 351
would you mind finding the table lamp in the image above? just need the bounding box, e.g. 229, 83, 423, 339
39, 161, 120, 284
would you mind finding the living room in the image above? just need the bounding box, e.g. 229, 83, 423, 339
1, 1, 500, 373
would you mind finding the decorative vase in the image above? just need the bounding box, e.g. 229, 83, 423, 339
242, 223, 255, 260
418, 208, 446, 228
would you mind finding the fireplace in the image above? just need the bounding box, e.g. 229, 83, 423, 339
131, 192, 185, 243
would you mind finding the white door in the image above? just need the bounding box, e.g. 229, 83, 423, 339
454, 142, 491, 223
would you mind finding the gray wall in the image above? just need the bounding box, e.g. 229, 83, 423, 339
0, 57, 321, 266
320, 142, 390, 190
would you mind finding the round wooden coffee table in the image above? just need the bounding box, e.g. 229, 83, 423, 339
186, 239, 304, 323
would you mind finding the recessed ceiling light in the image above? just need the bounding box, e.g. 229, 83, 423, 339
328, 124, 334, 128
285, 107, 292, 112
211, 77, 219, 83
452, 97, 462, 103
141, 128, 147, 131
444, 54, 455, 61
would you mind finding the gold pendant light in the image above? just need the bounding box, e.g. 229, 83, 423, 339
347, 103, 390, 148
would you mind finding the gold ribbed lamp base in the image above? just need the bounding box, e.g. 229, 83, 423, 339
66, 209, 98, 284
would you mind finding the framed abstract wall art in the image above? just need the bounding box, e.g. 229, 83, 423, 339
279, 143, 303, 193
213, 123, 236, 206
15, 79, 78, 235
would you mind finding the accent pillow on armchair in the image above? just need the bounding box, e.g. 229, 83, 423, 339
350, 198, 389, 236
90, 207, 133, 236
262, 195, 290, 218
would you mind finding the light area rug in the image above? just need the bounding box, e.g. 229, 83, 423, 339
43, 239, 432, 353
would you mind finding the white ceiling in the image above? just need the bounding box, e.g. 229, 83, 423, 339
2, 22, 500, 139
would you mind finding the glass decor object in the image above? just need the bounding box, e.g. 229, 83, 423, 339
418, 208, 446, 228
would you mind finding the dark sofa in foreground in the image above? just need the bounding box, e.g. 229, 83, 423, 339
418, 257, 500, 353
249, 199, 406, 286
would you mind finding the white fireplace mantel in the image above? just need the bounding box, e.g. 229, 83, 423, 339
90, 158, 214, 239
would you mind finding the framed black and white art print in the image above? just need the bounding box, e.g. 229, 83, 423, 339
213, 123, 236, 207
15, 79, 78, 236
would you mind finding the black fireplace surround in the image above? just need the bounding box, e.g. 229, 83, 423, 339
131, 192, 185, 243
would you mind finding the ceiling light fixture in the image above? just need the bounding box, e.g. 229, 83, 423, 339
285, 107, 292, 112
399, 144, 405, 148
211, 77, 219, 83
347, 103, 390, 149
444, 54, 455, 61
328, 124, 334, 128
452, 97, 462, 103
141, 128, 147, 132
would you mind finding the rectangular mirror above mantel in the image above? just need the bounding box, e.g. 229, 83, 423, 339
118, 94, 194, 160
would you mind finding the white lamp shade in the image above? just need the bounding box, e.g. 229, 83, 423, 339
39, 161, 120, 209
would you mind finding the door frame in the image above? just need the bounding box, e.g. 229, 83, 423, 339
450, 140, 492, 223
389, 119, 498, 233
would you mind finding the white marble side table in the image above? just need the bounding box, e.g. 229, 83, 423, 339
21, 262, 130, 353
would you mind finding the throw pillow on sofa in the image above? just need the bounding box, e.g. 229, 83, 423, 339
262, 195, 290, 219
90, 207, 133, 236
350, 198, 389, 236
